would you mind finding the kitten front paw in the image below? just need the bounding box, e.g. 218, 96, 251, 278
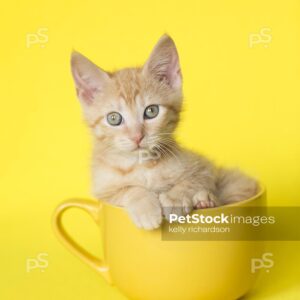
126, 195, 162, 230
159, 192, 193, 221
193, 190, 217, 209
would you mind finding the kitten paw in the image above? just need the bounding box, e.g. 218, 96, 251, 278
159, 192, 193, 221
193, 190, 217, 209
126, 195, 162, 230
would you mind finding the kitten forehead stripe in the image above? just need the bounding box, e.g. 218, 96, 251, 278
113, 68, 142, 105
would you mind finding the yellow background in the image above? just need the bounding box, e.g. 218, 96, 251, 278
1, 0, 299, 299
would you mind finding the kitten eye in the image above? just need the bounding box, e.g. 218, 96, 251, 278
144, 105, 159, 119
107, 112, 122, 126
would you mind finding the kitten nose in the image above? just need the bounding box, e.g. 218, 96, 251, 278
132, 134, 144, 145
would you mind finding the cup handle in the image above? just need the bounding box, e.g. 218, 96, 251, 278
52, 198, 111, 283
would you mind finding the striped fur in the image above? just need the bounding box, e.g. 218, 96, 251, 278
71, 35, 258, 230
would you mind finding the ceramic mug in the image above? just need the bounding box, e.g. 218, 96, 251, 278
52, 186, 266, 300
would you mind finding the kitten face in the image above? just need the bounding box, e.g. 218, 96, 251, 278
71, 35, 182, 156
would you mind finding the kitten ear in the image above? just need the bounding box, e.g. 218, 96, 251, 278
143, 34, 182, 89
71, 51, 110, 104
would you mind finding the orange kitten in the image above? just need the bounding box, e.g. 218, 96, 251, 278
71, 35, 257, 230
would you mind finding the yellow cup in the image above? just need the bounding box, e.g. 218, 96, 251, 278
52, 187, 266, 300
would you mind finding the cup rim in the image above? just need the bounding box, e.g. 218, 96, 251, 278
100, 184, 266, 212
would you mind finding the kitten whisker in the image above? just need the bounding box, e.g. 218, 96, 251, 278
158, 142, 181, 165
